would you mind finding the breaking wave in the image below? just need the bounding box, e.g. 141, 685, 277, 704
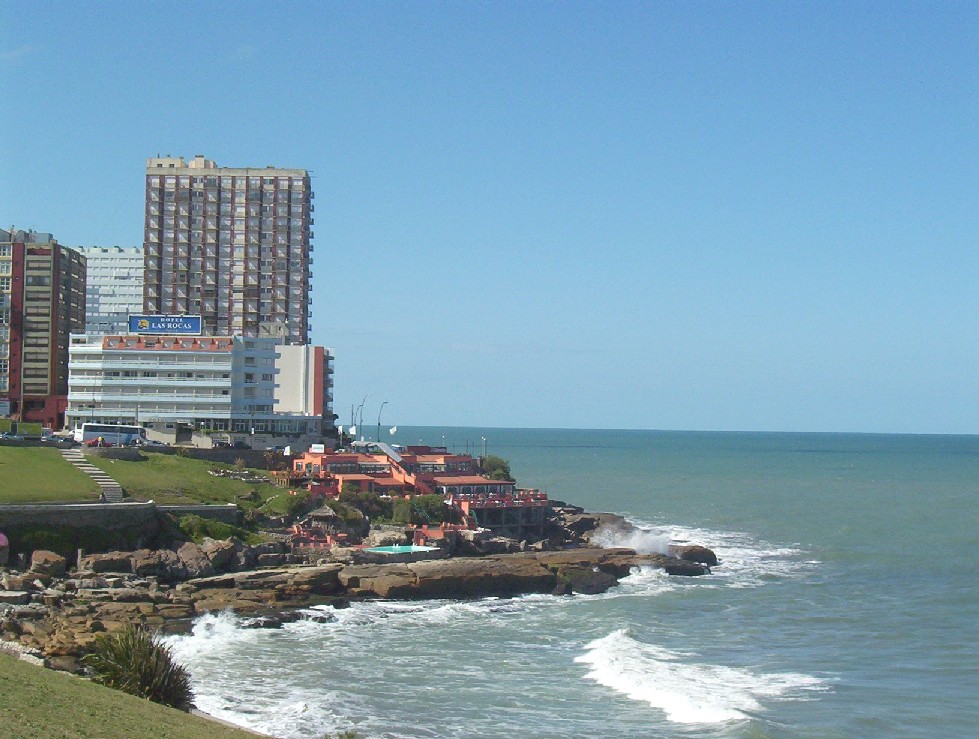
575, 628, 828, 724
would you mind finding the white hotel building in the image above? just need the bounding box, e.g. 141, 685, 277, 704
66, 333, 332, 444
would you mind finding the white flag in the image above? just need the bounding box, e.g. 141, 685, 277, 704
283, 445, 292, 456
349, 425, 357, 435
337, 425, 343, 435
389, 426, 398, 435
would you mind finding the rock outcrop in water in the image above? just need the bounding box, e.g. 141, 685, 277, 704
1, 542, 712, 672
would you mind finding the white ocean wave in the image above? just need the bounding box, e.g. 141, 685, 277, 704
575, 628, 828, 724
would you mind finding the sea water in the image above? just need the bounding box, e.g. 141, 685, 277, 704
165, 429, 979, 738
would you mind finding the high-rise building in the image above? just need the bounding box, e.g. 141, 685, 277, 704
75, 246, 144, 334
142, 154, 314, 344
0, 228, 86, 429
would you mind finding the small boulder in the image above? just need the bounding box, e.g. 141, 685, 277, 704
30, 551, 66, 578
669, 545, 718, 567
200, 538, 237, 571
78, 552, 133, 574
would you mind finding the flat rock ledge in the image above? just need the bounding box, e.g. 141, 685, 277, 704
1, 546, 710, 672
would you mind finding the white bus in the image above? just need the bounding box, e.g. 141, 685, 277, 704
73, 423, 147, 446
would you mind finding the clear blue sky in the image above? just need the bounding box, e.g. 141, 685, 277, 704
2, 2, 977, 434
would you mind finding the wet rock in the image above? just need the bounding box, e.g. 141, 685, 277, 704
302, 610, 337, 624
669, 545, 718, 567
559, 567, 619, 595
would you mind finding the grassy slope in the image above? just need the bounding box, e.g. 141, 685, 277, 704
0, 653, 258, 739
0, 448, 99, 503
86, 452, 292, 511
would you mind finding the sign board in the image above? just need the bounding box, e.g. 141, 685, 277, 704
309, 443, 326, 454
128, 314, 202, 336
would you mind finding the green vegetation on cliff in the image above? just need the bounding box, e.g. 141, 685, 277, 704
0, 652, 256, 739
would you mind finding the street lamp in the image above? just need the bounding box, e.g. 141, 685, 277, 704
355, 395, 368, 441
376, 401, 388, 442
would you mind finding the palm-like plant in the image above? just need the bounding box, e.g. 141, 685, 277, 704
82, 625, 194, 711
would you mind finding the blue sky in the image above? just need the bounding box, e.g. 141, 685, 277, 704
2, 2, 977, 434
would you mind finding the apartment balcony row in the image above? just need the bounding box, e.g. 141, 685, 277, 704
68, 393, 234, 411
68, 362, 232, 375
69, 377, 236, 390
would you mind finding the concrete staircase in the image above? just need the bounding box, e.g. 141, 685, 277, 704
60, 448, 125, 503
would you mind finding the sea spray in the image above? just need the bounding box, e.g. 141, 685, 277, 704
590, 523, 671, 553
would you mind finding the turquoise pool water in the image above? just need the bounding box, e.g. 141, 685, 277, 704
364, 545, 439, 554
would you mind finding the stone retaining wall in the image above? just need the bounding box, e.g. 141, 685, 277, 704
157, 504, 241, 525
0, 502, 158, 531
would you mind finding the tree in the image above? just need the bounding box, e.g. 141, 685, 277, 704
481, 454, 512, 481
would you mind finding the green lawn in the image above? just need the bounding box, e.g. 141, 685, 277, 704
86, 452, 288, 508
0, 652, 259, 738
0, 448, 99, 503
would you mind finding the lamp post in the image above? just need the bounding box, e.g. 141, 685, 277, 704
355, 395, 368, 441
376, 401, 388, 442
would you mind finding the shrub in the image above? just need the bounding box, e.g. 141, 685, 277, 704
82, 625, 194, 711
178, 514, 253, 543
480, 454, 513, 481
339, 490, 393, 522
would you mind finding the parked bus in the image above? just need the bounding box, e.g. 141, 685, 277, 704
73, 423, 147, 446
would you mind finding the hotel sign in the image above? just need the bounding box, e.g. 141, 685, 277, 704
128, 314, 202, 336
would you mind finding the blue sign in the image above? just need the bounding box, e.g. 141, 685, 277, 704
128, 314, 202, 336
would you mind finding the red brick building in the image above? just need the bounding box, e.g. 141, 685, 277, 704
0, 229, 86, 429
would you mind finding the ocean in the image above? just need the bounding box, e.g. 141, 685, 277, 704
166, 428, 979, 738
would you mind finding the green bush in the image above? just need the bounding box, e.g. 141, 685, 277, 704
82, 625, 194, 711
339, 490, 393, 522
177, 514, 256, 544
389, 495, 445, 525
480, 454, 513, 481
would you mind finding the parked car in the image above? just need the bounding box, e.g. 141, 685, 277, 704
231, 441, 252, 450
85, 438, 114, 448
137, 439, 168, 448
0, 433, 24, 441
213, 440, 231, 448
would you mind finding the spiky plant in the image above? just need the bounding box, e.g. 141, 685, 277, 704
82, 625, 194, 711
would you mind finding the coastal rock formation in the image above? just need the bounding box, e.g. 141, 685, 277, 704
1, 536, 716, 672
669, 544, 719, 567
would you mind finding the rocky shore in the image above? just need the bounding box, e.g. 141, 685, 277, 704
1, 528, 716, 673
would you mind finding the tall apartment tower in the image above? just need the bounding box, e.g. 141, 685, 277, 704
76, 246, 144, 333
142, 155, 313, 344
0, 228, 86, 428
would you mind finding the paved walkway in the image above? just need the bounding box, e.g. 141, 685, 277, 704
59, 448, 125, 503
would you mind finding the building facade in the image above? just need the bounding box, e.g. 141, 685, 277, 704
75, 246, 144, 334
142, 154, 313, 344
0, 228, 86, 429
274, 344, 335, 424
66, 333, 328, 442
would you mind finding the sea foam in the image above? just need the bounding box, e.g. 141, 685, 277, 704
575, 628, 827, 724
